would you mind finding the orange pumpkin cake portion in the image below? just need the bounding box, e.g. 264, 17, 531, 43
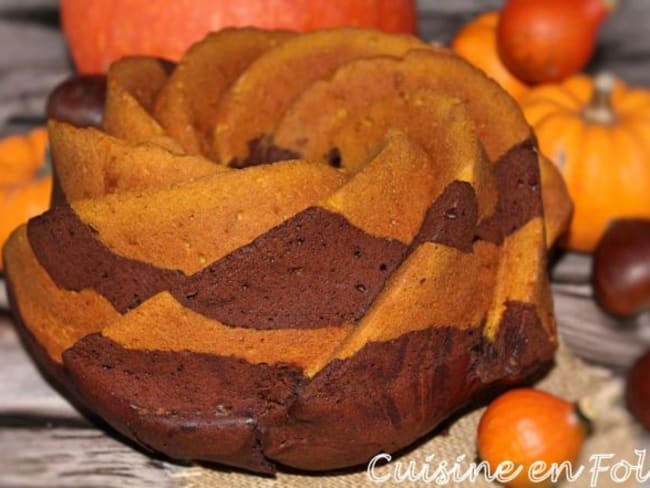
273, 49, 529, 163
213, 28, 426, 166
319, 131, 437, 244
324, 89, 499, 222
106, 56, 173, 113
49, 120, 221, 202
103, 78, 180, 151
103, 57, 181, 152
328, 89, 474, 171
154, 28, 295, 157
101, 292, 354, 372
3, 27, 570, 476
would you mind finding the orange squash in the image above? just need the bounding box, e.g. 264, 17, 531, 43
451, 11, 529, 101
498, 0, 617, 84
60, 0, 417, 73
0, 128, 51, 270
521, 73, 650, 252
478, 389, 588, 488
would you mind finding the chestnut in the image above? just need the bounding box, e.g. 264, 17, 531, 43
45, 75, 107, 128
626, 349, 650, 430
593, 219, 650, 317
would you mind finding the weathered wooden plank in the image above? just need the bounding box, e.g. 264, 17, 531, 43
416, 0, 502, 43
0, 0, 58, 12
0, 280, 8, 309
0, 21, 66, 70
0, 20, 69, 127
550, 252, 593, 285
0, 428, 177, 488
0, 316, 77, 418
554, 291, 650, 370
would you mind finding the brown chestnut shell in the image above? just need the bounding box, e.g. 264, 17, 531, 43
627, 349, 650, 430
593, 219, 650, 317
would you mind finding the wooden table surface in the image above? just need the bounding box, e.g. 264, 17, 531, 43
2, 1, 650, 486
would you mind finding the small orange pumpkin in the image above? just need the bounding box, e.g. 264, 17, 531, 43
521, 73, 650, 252
498, 0, 617, 84
451, 11, 529, 101
0, 128, 51, 270
478, 389, 588, 488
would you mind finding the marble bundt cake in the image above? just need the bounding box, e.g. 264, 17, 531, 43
3, 28, 572, 474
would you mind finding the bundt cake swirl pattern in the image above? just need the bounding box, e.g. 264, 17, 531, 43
3, 27, 572, 474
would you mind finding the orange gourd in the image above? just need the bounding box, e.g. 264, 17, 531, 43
0, 128, 51, 270
451, 11, 529, 101
478, 389, 588, 488
60, 0, 417, 73
521, 73, 650, 252
498, 0, 618, 84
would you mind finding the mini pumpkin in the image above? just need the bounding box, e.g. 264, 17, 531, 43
498, 0, 617, 84
451, 11, 529, 101
521, 73, 650, 252
0, 128, 51, 270
478, 389, 588, 488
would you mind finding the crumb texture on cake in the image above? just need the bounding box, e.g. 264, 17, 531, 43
3, 27, 573, 474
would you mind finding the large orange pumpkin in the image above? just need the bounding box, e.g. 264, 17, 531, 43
60, 0, 418, 74
0, 128, 51, 270
521, 73, 650, 252
451, 11, 529, 101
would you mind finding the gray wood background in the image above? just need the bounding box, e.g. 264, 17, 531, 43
1, 0, 650, 486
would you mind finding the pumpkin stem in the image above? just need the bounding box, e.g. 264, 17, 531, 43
602, 0, 619, 12
583, 72, 617, 125
585, 0, 619, 23
574, 402, 595, 436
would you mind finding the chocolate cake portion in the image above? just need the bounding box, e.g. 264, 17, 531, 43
326, 147, 342, 168
478, 301, 557, 383
493, 139, 543, 235
412, 180, 479, 253
229, 136, 301, 168
27, 204, 184, 313
262, 325, 483, 470
412, 139, 541, 252
62, 333, 305, 473
173, 206, 407, 329
477, 139, 542, 243
475, 217, 505, 246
